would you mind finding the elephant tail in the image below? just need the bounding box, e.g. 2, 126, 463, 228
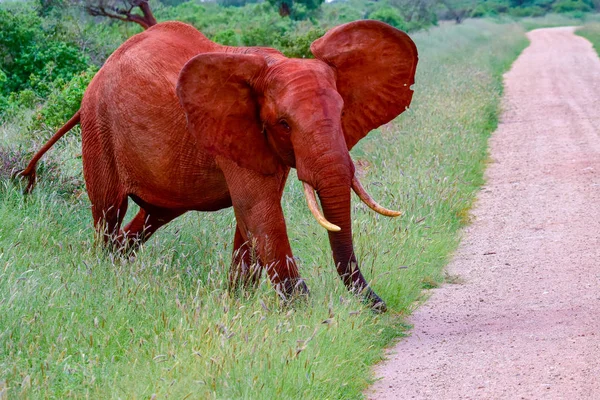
15, 110, 81, 194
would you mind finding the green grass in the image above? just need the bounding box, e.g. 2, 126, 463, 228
576, 20, 600, 52
519, 13, 583, 30
517, 12, 600, 31
0, 19, 527, 398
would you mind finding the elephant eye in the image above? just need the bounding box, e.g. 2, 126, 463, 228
279, 119, 291, 132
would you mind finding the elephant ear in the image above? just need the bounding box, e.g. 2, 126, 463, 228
310, 20, 418, 150
177, 53, 281, 174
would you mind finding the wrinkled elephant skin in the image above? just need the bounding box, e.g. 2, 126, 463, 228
21, 21, 418, 309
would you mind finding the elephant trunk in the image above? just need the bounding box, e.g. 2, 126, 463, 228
301, 156, 386, 311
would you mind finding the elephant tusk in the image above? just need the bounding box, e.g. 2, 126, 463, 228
351, 176, 402, 217
302, 182, 341, 232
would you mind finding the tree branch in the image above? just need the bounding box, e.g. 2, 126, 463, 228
85, 0, 157, 30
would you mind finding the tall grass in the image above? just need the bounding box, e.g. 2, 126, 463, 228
0, 19, 527, 398
518, 12, 600, 31
576, 21, 600, 52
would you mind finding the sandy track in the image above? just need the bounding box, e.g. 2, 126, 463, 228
368, 27, 600, 399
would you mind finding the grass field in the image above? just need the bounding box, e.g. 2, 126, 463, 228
517, 12, 600, 32
576, 20, 600, 52
0, 19, 527, 398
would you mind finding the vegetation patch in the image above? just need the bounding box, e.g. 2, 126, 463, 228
575, 20, 600, 51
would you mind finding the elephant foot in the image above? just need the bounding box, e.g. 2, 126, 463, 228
363, 288, 387, 313
276, 278, 309, 303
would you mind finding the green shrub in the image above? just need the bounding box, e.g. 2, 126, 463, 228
212, 28, 241, 46
368, 7, 408, 30
157, 1, 207, 27
471, 5, 488, 17
0, 6, 90, 98
277, 27, 325, 58
552, 0, 593, 12
218, 0, 260, 6
508, 5, 546, 16
321, 2, 364, 25
31, 67, 98, 131
533, 0, 556, 7
471, 1, 511, 17
241, 26, 283, 46
0, 89, 39, 122
15, 89, 37, 109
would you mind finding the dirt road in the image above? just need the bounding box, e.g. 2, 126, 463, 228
368, 27, 600, 399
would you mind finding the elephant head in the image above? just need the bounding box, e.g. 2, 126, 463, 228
177, 20, 418, 309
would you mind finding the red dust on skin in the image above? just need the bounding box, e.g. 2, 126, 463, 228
18, 20, 418, 309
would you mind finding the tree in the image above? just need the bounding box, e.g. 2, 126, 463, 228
85, 0, 157, 29
267, 0, 324, 18
389, 0, 438, 25
437, 0, 471, 23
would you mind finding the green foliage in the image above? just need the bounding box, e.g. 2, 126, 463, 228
31, 67, 98, 131
0, 90, 39, 123
0, 6, 90, 98
576, 21, 600, 51
368, 7, 409, 29
241, 24, 291, 46
464, 0, 597, 18
390, 0, 439, 26
212, 28, 240, 45
508, 5, 546, 15
320, 1, 365, 25
552, 0, 593, 12
266, 0, 324, 19
156, 1, 207, 26
519, 11, 597, 29
277, 27, 325, 57
366, 4, 433, 31
159, 0, 193, 6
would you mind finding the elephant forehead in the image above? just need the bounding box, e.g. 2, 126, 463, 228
265, 59, 337, 92
271, 86, 343, 120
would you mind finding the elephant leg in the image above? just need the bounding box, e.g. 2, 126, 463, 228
229, 224, 263, 291
87, 183, 128, 249
218, 158, 306, 299
119, 205, 185, 251
234, 212, 306, 299
82, 126, 129, 249
91, 196, 128, 249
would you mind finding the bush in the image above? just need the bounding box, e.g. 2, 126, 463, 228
0, 90, 39, 123
470, 1, 511, 17
368, 7, 409, 30
552, 0, 593, 12
468, 0, 595, 19
212, 28, 241, 46
31, 67, 98, 131
157, 1, 207, 27
508, 5, 546, 16
241, 25, 289, 46
0, 6, 90, 98
320, 2, 364, 25
277, 27, 325, 58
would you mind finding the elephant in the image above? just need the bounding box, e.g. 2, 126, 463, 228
19, 20, 418, 311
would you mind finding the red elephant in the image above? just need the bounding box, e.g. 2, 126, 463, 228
20, 20, 418, 311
